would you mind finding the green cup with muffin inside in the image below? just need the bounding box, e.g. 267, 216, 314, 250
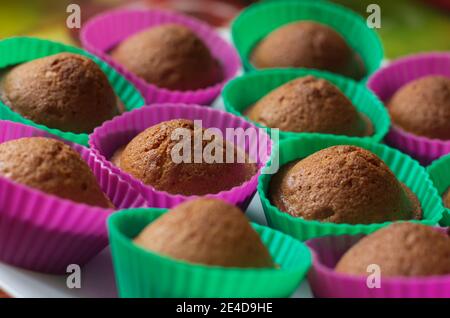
231, 0, 383, 81
108, 198, 311, 298
259, 134, 444, 241
0, 37, 145, 146
223, 68, 390, 142
427, 154, 450, 227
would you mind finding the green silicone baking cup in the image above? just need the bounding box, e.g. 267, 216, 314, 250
258, 135, 444, 241
0, 37, 145, 146
231, 0, 384, 80
108, 208, 311, 298
427, 155, 450, 227
222, 68, 390, 142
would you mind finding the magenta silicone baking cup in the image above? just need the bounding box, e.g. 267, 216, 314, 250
89, 103, 272, 210
307, 227, 450, 298
80, 9, 241, 105
367, 52, 450, 165
0, 120, 147, 274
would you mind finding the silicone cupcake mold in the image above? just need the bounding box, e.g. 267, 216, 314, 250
258, 134, 444, 241
223, 68, 390, 142
109, 207, 311, 298
90, 103, 272, 210
0, 120, 146, 274
80, 9, 241, 105
367, 52, 450, 165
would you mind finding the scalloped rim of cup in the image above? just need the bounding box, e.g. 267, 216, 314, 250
89, 103, 272, 204
80, 8, 241, 98
222, 68, 390, 142
427, 154, 450, 225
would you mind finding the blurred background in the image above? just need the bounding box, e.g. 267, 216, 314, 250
0, 0, 449, 59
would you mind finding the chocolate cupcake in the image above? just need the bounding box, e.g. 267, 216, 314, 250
0, 137, 113, 208
251, 21, 364, 79
0, 53, 117, 134
112, 119, 257, 196
336, 223, 450, 277
111, 23, 222, 91
388, 75, 450, 140
134, 198, 274, 268
269, 145, 421, 224
245, 76, 371, 136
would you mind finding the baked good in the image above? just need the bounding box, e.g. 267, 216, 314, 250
251, 21, 364, 79
113, 119, 257, 196
269, 145, 421, 224
0, 137, 113, 208
335, 223, 450, 277
111, 23, 222, 90
0, 53, 117, 133
134, 198, 274, 268
245, 76, 371, 136
388, 75, 450, 139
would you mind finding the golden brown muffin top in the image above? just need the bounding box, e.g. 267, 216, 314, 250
251, 21, 364, 78
269, 145, 421, 224
134, 198, 274, 268
335, 223, 450, 277
0, 137, 113, 208
388, 75, 450, 140
245, 76, 370, 136
111, 23, 222, 91
0, 53, 117, 134
117, 119, 257, 196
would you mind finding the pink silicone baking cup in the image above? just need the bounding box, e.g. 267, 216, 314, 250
80, 9, 241, 105
367, 52, 450, 165
0, 120, 147, 274
307, 228, 450, 298
89, 103, 272, 210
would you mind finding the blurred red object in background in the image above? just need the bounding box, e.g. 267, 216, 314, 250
423, 0, 450, 11
140, 0, 258, 27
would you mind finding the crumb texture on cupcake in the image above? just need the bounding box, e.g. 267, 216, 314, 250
134, 198, 274, 268
114, 119, 257, 196
388, 75, 450, 140
245, 76, 371, 136
0, 53, 117, 133
111, 24, 222, 91
269, 145, 422, 224
251, 21, 364, 79
0, 137, 113, 208
335, 223, 450, 277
